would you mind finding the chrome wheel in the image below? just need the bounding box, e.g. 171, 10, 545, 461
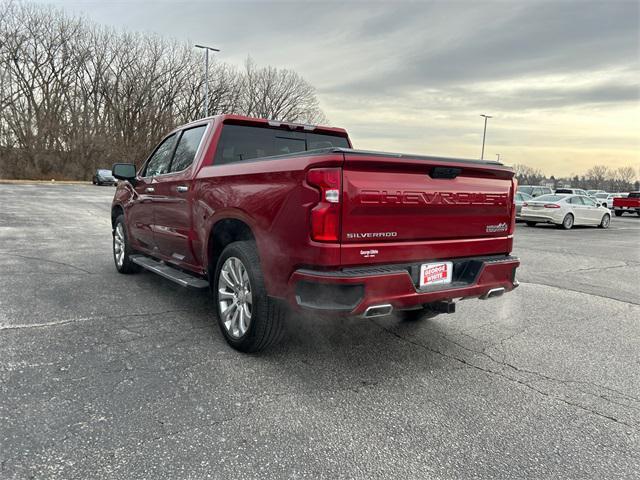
114, 223, 125, 267
601, 214, 610, 228
218, 256, 252, 338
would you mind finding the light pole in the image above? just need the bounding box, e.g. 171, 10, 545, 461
495, 153, 501, 161
480, 114, 492, 160
195, 44, 220, 118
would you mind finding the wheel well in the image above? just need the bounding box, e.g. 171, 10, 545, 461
111, 205, 124, 229
207, 219, 255, 276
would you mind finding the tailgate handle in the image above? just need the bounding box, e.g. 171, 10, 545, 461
430, 167, 461, 179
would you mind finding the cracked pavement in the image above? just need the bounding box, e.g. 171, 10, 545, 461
0, 183, 639, 479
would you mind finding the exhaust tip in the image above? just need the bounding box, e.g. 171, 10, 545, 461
363, 304, 393, 318
480, 287, 505, 300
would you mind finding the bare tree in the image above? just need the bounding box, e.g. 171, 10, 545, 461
0, 1, 327, 179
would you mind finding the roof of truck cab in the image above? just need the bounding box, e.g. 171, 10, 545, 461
180, 114, 349, 136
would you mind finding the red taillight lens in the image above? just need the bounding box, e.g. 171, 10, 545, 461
307, 167, 341, 242
522, 202, 529, 207
544, 203, 560, 209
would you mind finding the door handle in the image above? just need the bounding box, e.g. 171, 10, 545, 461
176, 186, 189, 193
145, 187, 155, 193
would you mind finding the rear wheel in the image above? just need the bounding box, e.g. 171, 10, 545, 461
599, 214, 610, 229
214, 241, 285, 353
525, 221, 537, 227
113, 214, 141, 274
614, 210, 623, 217
560, 213, 574, 230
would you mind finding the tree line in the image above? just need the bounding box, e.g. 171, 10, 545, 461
513, 164, 639, 193
0, 1, 326, 180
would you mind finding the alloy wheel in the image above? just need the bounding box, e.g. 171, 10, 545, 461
218, 256, 252, 338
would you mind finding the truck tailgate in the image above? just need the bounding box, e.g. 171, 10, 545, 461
341, 152, 516, 263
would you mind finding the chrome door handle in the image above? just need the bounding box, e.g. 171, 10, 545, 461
145, 187, 155, 193
176, 186, 189, 193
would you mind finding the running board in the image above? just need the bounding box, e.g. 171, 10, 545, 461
130, 255, 209, 290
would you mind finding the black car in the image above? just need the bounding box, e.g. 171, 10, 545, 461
92, 169, 117, 186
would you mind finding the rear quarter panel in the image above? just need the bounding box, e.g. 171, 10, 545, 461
193, 154, 345, 296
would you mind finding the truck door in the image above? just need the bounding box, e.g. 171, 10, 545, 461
128, 133, 177, 251
152, 124, 208, 269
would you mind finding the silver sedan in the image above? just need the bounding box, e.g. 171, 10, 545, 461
520, 194, 611, 230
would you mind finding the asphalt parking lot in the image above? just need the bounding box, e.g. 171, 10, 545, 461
1, 183, 639, 479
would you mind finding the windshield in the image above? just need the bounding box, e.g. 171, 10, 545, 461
98, 169, 112, 176
518, 186, 534, 195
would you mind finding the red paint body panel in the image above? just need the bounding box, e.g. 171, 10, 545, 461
613, 196, 640, 209
112, 114, 519, 314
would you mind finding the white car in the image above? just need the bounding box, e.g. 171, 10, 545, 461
593, 192, 609, 207
521, 194, 611, 230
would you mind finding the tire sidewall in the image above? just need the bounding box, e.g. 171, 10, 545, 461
600, 214, 610, 228
213, 242, 265, 350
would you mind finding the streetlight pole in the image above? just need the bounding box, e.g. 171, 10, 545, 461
195, 44, 220, 118
480, 114, 492, 160
495, 153, 501, 161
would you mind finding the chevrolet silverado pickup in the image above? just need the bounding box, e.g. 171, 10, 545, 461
111, 115, 520, 352
613, 192, 640, 216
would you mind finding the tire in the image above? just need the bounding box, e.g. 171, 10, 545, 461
213, 241, 285, 353
598, 214, 610, 229
525, 221, 537, 227
560, 213, 574, 230
112, 214, 141, 274
398, 306, 440, 322
614, 210, 623, 217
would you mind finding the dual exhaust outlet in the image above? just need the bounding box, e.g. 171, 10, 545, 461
362, 287, 506, 318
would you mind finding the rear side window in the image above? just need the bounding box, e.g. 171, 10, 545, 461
213, 124, 350, 165
171, 125, 207, 173
144, 134, 177, 177
569, 196, 584, 205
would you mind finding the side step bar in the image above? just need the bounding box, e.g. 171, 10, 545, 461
130, 255, 209, 290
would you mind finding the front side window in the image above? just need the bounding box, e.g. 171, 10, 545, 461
144, 134, 177, 177
170, 125, 207, 173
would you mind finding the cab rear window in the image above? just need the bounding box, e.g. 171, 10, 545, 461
213, 124, 350, 165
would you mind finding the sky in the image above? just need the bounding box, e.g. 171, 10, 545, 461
43, 0, 639, 177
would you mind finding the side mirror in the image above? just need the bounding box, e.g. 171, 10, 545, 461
112, 163, 137, 182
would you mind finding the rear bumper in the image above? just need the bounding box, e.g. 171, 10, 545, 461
288, 254, 519, 315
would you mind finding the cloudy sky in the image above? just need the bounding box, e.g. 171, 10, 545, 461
44, 0, 639, 176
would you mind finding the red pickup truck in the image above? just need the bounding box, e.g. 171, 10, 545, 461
111, 115, 519, 352
613, 192, 640, 216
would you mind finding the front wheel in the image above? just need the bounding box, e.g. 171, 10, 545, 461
614, 210, 623, 217
599, 214, 610, 229
560, 213, 574, 230
214, 241, 285, 353
113, 214, 140, 274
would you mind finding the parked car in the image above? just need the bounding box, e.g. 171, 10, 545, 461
593, 192, 609, 207
520, 194, 611, 230
554, 188, 589, 196
606, 193, 627, 209
613, 192, 640, 216
587, 190, 606, 196
110, 114, 520, 352
92, 169, 117, 186
515, 191, 533, 220
518, 185, 553, 197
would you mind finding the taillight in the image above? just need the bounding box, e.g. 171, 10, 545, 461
544, 204, 560, 209
522, 202, 529, 207
307, 167, 341, 242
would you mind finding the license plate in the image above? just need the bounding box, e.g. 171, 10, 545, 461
420, 261, 453, 288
